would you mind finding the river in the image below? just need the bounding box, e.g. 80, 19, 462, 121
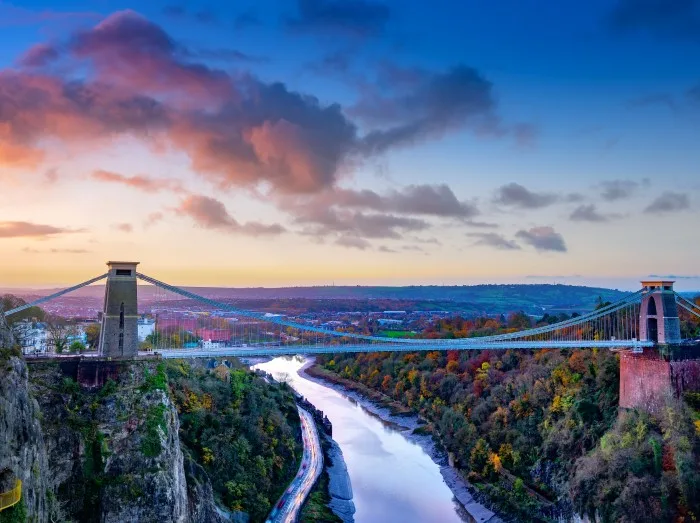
252, 356, 468, 523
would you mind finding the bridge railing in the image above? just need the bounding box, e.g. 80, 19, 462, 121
138, 272, 646, 348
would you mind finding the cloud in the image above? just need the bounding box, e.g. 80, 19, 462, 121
600, 179, 649, 201
569, 204, 621, 223
44, 168, 59, 183
644, 192, 691, 214
306, 50, 353, 75
144, 212, 164, 227
22, 247, 90, 254
163, 5, 217, 25
467, 232, 521, 250
648, 274, 700, 279
113, 223, 133, 233
513, 123, 538, 147
355, 65, 505, 154
234, 10, 262, 29
0, 4, 98, 27
0, 10, 517, 205
1, 11, 356, 194
526, 274, 583, 280
92, 170, 184, 193
309, 184, 479, 219
175, 195, 285, 235
609, 0, 700, 42
0, 222, 83, 238
516, 227, 567, 252
688, 83, 700, 102
286, 0, 390, 37
336, 236, 371, 249
627, 93, 678, 111
295, 206, 429, 240
493, 183, 557, 209
189, 48, 267, 63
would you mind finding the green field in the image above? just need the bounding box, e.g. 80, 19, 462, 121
379, 330, 416, 338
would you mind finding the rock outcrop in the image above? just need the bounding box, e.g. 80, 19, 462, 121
0, 350, 48, 521
0, 311, 14, 348
27, 361, 226, 523
324, 437, 355, 523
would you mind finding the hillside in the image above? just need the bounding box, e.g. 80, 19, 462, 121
6, 284, 627, 316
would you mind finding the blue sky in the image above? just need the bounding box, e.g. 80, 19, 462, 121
0, 0, 698, 289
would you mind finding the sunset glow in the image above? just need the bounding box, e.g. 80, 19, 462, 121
1, 0, 698, 289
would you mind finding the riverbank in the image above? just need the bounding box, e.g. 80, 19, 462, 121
250, 358, 355, 523
301, 362, 504, 523
321, 434, 355, 522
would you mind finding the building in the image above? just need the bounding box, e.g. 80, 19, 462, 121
13, 320, 49, 355
138, 318, 156, 342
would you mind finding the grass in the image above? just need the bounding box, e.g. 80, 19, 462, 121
299, 470, 341, 523
378, 330, 416, 338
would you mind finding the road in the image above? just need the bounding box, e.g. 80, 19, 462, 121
266, 407, 323, 523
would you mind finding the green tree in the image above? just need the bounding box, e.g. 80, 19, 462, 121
69, 341, 86, 353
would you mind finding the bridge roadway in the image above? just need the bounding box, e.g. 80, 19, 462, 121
154, 339, 652, 359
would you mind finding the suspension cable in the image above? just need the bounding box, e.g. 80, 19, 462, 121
3, 273, 109, 317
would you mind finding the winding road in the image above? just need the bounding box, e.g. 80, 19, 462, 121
266, 406, 323, 523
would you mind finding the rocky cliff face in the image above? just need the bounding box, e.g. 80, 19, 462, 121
26, 361, 225, 523
0, 350, 48, 522
0, 313, 13, 348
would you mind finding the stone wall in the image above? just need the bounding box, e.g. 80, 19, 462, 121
620, 349, 700, 412
619, 351, 672, 411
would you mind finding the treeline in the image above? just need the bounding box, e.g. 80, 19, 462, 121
164, 361, 302, 522
316, 312, 700, 522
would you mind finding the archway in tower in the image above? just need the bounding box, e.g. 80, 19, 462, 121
647, 318, 658, 343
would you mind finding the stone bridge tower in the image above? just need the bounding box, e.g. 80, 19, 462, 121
639, 280, 681, 345
99, 262, 139, 358
620, 280, 700, 412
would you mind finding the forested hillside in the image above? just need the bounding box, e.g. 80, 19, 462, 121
316, 310, 700, 522
164, 361, 302, 522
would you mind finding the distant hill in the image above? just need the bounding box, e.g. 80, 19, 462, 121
3, 283, 628, 316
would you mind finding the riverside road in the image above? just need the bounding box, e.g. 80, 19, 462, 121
267, 407, 323, 523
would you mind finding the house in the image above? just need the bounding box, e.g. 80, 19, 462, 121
137, 318, 156, 342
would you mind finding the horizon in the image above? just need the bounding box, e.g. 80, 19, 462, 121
2, 276, 699, 294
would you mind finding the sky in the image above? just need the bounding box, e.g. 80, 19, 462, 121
0, 0, 699, 290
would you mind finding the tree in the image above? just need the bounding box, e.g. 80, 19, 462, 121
47, 323, 69, 354
69, 341, 86, 353
84, 324, 100, 350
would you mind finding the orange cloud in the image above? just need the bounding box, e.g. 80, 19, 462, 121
92, 169, 184, 193
0, 222, 84, 238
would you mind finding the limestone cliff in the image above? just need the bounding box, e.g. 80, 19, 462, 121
0, 350, 48, 522
26, 361, 225, 523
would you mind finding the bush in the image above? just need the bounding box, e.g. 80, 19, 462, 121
141, 404, 167, 457
0, 498, 27, 523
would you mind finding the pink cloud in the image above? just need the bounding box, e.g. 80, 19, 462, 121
0, 221, 84, 238
92, 169, 184, 193
175, 195, 285, 235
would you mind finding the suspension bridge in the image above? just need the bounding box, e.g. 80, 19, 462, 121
3, 261, 699, 360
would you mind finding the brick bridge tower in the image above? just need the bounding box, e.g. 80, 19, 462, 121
620, 280, 700, 412
98, 262, 139, 358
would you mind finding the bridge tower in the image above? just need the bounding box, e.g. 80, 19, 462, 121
99, 262, 139, 358
639, 280, 681, 346
620, 280, 700, 412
